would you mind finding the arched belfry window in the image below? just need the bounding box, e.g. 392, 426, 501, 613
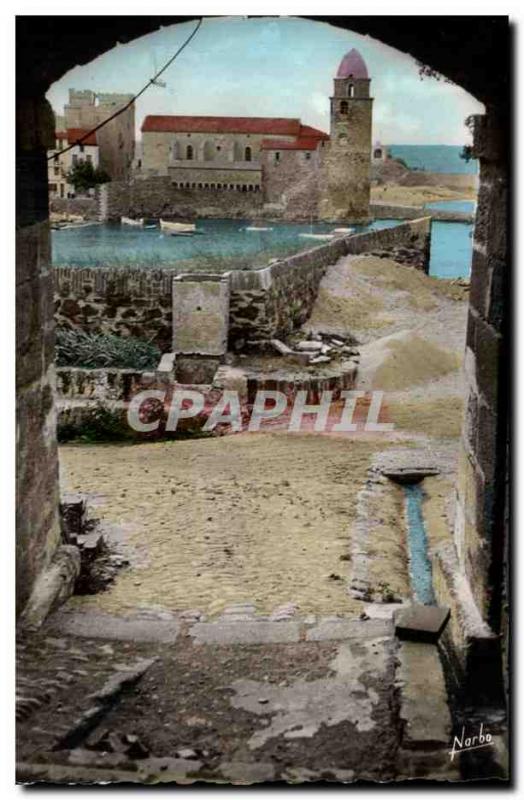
245, 146, 252, 162
186, 144, 193, 160
340, 100, 348, 115
348, 84, 355, 98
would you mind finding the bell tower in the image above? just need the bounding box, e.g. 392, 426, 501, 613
319, 49, 373, 222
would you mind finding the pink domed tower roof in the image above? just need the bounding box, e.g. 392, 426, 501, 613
336, 48, 368, 80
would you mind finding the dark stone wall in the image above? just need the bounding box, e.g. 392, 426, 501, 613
16, 96, 61, 615
54, 267, 173, 351
228, 217, 431, 343
454, 113, 509, 634
50, 196, 98, 219
100, 177, 262, 221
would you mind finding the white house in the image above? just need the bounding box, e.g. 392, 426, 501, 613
47, 128, 99, 198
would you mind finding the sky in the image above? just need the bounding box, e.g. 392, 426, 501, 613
46, 16, 485, 146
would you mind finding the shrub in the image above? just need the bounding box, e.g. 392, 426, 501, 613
56, 329, 161, 370
57, 404, 133, 444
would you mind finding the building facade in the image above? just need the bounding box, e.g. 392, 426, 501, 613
372, 141, 388, 162
137, 48, 372, 221
63, 89, 135, 180
140, 115, 329, 196
47, 129, 99, 198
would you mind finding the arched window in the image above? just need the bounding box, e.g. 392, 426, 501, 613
340, 100, 348, 115
245, 146, 252, 162
186, 144, 193, 160
347, 84, 355, 98
203, 140, 214, 161
374, 148, 382, 159
233, 141, 243, 161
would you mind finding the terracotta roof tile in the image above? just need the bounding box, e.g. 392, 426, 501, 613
141, 115, 302, 136
66, 128, 98, 146
299, 124, 329, 140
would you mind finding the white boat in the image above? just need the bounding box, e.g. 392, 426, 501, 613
298, 233, 335, 241
244, 226, 274, 232
121, 216, 144, 226
160, 219, 196, 235
332, 227, 355, 234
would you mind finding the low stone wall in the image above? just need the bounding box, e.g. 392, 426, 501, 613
228, 217, 432, 344
50, 197, 98, 219
56, 367, 163, 401
54, 217, 431, 352
54, 267, 173, 351
99, 177, 263, 221
371, 202, 474, 223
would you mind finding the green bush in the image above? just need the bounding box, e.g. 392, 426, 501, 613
56, 329, 161, 370
57, 404, 133, 444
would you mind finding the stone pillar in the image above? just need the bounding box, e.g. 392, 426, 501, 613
454, 110, 509, 633
172, 273, 230, 384
16, 95, 62, 615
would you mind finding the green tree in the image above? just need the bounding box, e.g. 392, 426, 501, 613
66, 160, 111, 192
460, 145, 474, 163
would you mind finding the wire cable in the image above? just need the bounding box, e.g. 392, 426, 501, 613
47, 17, 203, 161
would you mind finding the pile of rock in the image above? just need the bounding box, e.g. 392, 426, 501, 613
60, 494, 129, 594
370, 246, 427, 272
245, 332, 360, 367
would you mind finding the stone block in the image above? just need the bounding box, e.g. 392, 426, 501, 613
173, 276, 230, 356
397, 641, 452, 749
474, 317, 501, 410
189, 621, 300, 645
306, 618, 392, 641
394, 604, 450, 643
156, 352, 176, 373
49, 611, 180, 643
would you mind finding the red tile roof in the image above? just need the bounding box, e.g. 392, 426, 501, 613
141, 115, 302, 136
65, 128, 98, 146
56, 131, 67, 140
260, 137, 324, 151
299, 124, 329, 140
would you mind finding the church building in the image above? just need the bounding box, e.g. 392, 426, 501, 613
138, 48, 373, 222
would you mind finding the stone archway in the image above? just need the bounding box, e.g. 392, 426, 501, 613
16, 16, 510, 678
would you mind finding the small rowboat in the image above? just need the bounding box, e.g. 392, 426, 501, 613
121, 216, 144, 226
160, 219, 196, 236
244, 226, 274, 232
298, 233, 335, 241
332, 227, 355, 234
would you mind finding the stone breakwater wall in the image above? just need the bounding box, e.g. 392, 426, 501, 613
98, 178, 262, 221
54, 217, 431, 351
228, 217, 432, 343
371, 202, 474, 223
54, 267, 173, 351
50, 197, 98, 219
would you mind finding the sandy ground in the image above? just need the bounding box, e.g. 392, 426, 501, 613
60, 434, 395, 618
370, 183, 476, 207
58, 254, 468, 621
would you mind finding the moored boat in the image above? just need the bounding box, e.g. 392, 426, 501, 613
121, 216, 144, 226
160, 219, 196, 235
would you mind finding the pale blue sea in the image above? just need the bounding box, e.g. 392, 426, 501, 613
52, 216, 473, 279
389, 144, 478, 174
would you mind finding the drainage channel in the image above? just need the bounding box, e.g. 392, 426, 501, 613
403, 482, 435, 605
